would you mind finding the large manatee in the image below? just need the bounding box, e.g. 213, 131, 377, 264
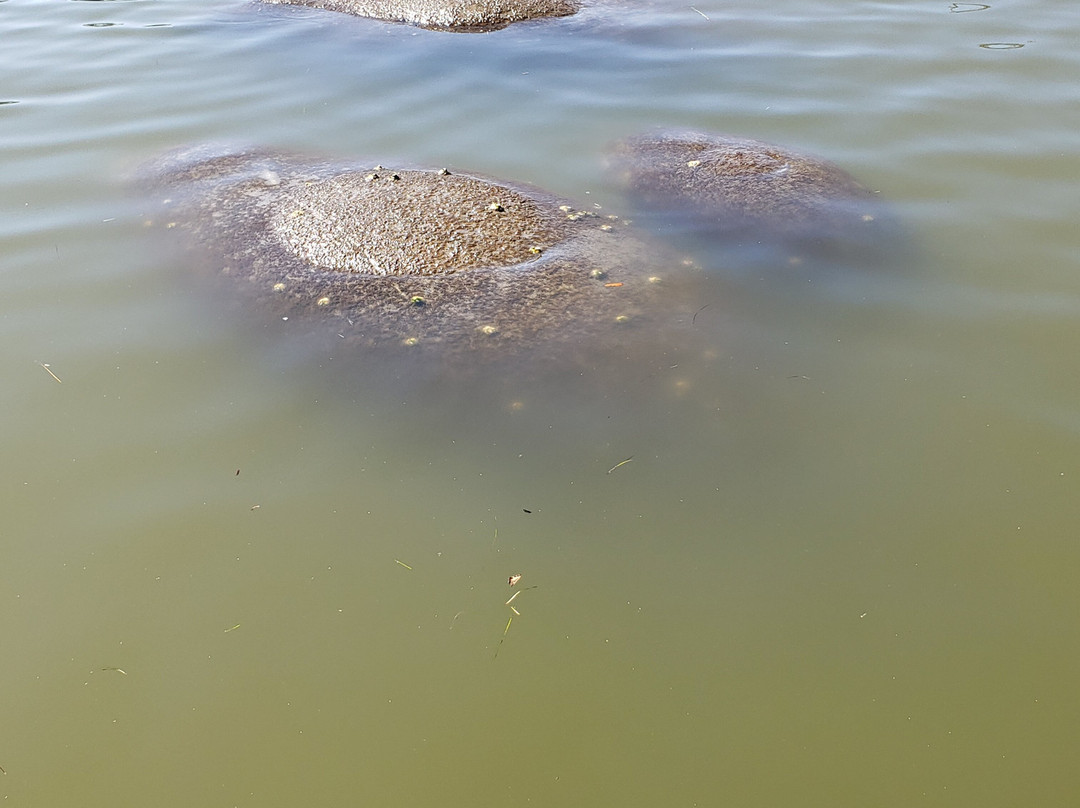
260, 0, 580, 31
145, 146, 690, 361
610, 131, 895, 268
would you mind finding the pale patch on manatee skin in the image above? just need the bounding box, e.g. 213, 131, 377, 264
145, 146, 683, 356
260, 0, 580, 31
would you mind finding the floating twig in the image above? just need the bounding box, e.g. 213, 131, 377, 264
494, 615, 514, 659
394, 559, 413, 570
690, 5, 710, 20
100, 667, 127, 675
37, 361, 63, 383
607, 456, 634, 474
495, 575, 539, 657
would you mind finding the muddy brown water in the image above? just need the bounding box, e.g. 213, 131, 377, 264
3, 1, 1080, 805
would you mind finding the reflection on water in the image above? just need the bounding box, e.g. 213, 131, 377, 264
3, 0, 1080, 805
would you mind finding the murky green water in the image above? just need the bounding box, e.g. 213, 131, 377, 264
3, 0, 1079, 805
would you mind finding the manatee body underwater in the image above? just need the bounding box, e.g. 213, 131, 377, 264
259, 0, 580, 31
144, 134, 901, 378
145, 146, 695, 367
610, 130, 899, 272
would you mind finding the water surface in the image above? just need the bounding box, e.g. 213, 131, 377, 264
2, 0, 1079, 805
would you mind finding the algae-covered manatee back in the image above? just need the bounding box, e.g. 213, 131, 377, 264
610, 131, 896, 268
260, 0, 580, 31
145, 146, 690, 360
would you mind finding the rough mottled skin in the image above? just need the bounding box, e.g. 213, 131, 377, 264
272, 171, 565, 275
610, 131, 887, 258
147, 147, 678, 356
260, 0, 580, 31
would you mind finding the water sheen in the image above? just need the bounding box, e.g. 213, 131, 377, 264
2, 0, 1079, 805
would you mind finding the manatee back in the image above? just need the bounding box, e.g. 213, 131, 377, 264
611, 131, 898, 271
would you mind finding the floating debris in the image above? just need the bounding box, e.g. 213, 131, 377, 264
494, 615, 514, 659
37, 361, 62, 384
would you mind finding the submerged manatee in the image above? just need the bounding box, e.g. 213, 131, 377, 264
610, 131, 891, 266
147, 147, 682, 357
260, 0, 579, 31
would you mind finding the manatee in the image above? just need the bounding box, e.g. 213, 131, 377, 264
259, 0, 580, 31
145, 146, 686, 359
610, 131, 892, 267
